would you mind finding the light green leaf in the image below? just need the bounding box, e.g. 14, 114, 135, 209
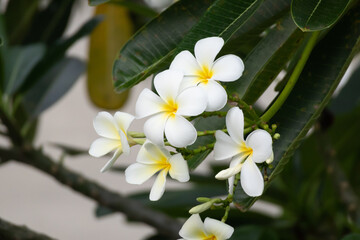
291, 0, 351, 32
2, 44, 45, 95
23, 58, 85, 118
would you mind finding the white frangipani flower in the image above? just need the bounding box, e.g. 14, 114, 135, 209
179, 214, 234, 240
89, 111, 135, 173
214, 107, 273, 197
125, 141, 189, 201
170, 36, 244, 111
135, 69, 207, 148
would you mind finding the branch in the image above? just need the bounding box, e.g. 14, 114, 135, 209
0, 217, 55, 240
0, 147, 181, 238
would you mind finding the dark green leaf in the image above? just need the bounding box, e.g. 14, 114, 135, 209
226, 12, 304, 104
4, 0, 39, 44
24, 0, 74, 44
229, 225, 279, 240
187, 115, 225, 170
291, 0, 351, 32
1, 44, 45, 94
23, 57, 85, 118
330, 64, 360, 115
113, 0, 213, 92
342, 234, 360, 240
234, 5, 360, 209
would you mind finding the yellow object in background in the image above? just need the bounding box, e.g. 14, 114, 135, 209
87, 4, 133, 109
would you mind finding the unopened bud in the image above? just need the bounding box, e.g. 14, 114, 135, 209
271, 124, 277, 131
196, 197, 211, 203
273, 133, 280, 140
189, 201, 213, 214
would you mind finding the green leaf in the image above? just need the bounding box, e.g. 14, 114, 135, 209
342, 234, 360, 240
226, 12, 304, 104
4, 0, 39, 44
113, 0, 264, 92
229, 225, 279, 240
89, 0, 157, 17
291, 0, 351, 32
1, 44, 45, 95
23, 57, 85, 118
234, 5, 360, 209
20, 16, 102, 93
112, 0, 213, 92
330, 64, 360, 115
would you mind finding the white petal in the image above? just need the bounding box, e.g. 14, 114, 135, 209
246, 129, 273, 163
143, 141, 171, 163
114, 112, 135, 132
212, 54, 244, 82
135, 88, 165, 118
168, 153, 190, 182
119, 130, 130, 155
154, 69, 184, 103
195, 37, 224, 69
100, 148, 123, 173
179, 76, 200, 92
227, 155, 245, 193
143, 112, 169, 146
170, 50, 200, 75
214, 131, 240, 160
215, 163, 243, 180
204, 218, 234, 239
179, 214, 206, 239
226, 107, 244, 144
93, 112, 119, 139
125, 163, 161, 184
165, 115, 197, 148
150, 169, 168, 201
200, 81, 227, 111
89, 138, 121, 157
176, 86, 207, 116
240, 158, 264, 197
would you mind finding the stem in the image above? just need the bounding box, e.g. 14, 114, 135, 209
0, 217, 55, 240
128, 131, 146, 138
221, 173, 240, 222
228, 95, 259, 120
197, 129, 227, 137
261, 31, 320, 123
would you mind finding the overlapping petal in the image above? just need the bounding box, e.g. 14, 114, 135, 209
150, 169, 168, 201
114, 112, 135, 132
194, 37, 224, 68
154, 69, 183, 103
214, 131, 240, 160
125, 163, 161, 184
246, 129, 273, 163
226, 107, 244, 144
200, 81, 227, 111
89, 138, 121, 157
136, 88, 165, 118
212, 54, 244, 82
100, 148, 123, 173
176, 86, 207, 116
179, 214, 207, 240
93, 112, 119, 139
204, 217, 234, 239
170, 50, 200, 75
240, 158, 264, 197
168, 153, 190, 182
165, 115, 197, 148
144, 112, 169, 146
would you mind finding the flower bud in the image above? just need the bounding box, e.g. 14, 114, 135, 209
189, 201, 213, 214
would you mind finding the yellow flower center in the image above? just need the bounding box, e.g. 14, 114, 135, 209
161, 98, 178, 118
240, 142, 253, 158
203, 235, 217, 240
197, 65, 213, 84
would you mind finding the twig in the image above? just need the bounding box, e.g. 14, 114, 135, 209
0, 147, 181, 238
0, 216, 55, 240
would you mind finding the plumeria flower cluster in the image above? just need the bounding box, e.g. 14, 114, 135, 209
89, 36, 276, 239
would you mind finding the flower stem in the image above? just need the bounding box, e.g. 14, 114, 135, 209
221, 173, 240, 222
260, 31, 320, 123
128, 131, 146, 138
228, 94, 259, 120
197, 129, 227, 137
